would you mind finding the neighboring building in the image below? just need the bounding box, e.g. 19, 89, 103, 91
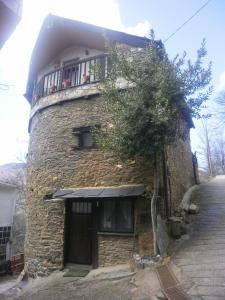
24, 14, 196, 277
0, 0, 22, 48
0, 163, 26, 273
0, 181, 16, 273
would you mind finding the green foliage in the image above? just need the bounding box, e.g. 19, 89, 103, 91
173, 39, 212, 118
96, 37, 212, 161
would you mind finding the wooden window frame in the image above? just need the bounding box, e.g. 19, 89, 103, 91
99, 198, 134, 234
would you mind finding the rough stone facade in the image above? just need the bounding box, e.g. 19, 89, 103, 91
167, 130, 195, 212
98, 235, 134, 267
26, 93, 155, 275
25, 21, 196, 275
25, 85, 195, 276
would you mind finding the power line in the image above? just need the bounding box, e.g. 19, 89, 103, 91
163, 0, 213, 43
0, 83, 11, 91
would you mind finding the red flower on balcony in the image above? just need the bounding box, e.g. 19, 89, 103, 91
63, 79, 71, 88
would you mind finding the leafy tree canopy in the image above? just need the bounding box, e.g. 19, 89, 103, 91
96, 34, 212, 161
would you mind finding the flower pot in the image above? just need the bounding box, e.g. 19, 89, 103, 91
63, 79, 71, 88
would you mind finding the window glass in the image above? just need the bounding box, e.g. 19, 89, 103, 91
0, 226, 11, 245
82, 131, 94, 148
100, 200, 115, 231
72, 126, 96, 149
100, 199, 133, 233
117, 200, 132, 232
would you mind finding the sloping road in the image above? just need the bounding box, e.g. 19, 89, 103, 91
173, 176, 225, 300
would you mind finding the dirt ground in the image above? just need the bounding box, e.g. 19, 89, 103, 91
0, 264, 162, 300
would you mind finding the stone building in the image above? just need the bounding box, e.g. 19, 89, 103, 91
24, 14, 196, 276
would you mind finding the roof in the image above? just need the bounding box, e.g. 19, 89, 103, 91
52, 185, 144, 199
25, 14, 194, 128
25, 14, 151, 101
0, 0, 22, 48
0, 163, 26, 186
0, 181, 17, 188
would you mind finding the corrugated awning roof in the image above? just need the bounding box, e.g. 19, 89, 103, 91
53, 185, 144, 199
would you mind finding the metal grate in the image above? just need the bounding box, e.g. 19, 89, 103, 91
72, 201, 92, 214
156, 264, 190, 300
156, 264, 178, 289
164, 286, 190, 300
0, 226, 11, 245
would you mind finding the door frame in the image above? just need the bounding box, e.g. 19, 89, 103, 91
64, 199, 98, 267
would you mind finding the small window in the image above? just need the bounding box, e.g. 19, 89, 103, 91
99, 199, 133, 233
72, 201, 92, 214
82, 131, 94, 148
0, 226, 11, 245
72, 126, 99, 149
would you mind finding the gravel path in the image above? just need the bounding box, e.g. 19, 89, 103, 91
173, 176, 225, 300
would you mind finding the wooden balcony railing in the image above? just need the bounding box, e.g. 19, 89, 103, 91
32, 54, 108, 105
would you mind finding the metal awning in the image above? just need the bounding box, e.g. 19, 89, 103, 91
52, 185, 144, 199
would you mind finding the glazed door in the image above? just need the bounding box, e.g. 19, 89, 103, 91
67, 201, 93, 264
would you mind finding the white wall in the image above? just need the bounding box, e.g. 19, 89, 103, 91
0, 185, 17, 226
37, 45, 104, 81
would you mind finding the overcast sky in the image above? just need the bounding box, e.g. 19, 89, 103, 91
0, 0, 224, 165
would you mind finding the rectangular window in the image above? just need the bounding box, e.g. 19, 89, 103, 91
99, 199, 133, 233
0, 226, 11, 245
72, 126, 99, 149
82, 131, 94, 148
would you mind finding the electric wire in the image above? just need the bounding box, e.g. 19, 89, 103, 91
164, 0, 213, 43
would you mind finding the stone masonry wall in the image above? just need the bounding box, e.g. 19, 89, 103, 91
98, 197, 154, 266
98, 235, 134, 267
167, 125, 195, 212
26, 88, 195, 275
26, 94, 153, 275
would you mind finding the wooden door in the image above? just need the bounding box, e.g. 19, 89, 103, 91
66, 201, 93, 264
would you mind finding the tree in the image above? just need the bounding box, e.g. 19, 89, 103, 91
96, 35, 212, 255
212, 136, 225, 174
197, 119, 214, 177
215, 91, 225, 125
197, 118, 225, 177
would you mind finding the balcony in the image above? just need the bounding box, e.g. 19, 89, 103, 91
32, 54, 108, 106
